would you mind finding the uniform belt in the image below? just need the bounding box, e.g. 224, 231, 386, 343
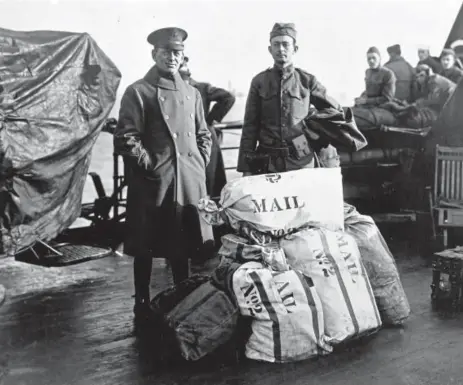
257, 143, 290, 157
259, 138, 312, 160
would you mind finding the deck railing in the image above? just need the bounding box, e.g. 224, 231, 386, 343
214, 121, 243, 171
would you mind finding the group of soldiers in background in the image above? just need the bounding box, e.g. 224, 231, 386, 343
355, 44, 461, 128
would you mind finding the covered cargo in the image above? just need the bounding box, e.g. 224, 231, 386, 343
351, 106, 397, 131
0, 28, 121, 256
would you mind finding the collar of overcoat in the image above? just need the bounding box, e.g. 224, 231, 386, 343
144, 65, 182, 90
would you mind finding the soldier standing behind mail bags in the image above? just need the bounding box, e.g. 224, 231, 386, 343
237, 23, 344, 176
179, 56, 236, 198
114, 27, 213, 322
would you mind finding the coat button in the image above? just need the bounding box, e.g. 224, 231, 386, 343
190, 113, 194, 118
188, 152, 193, 157
173, 133, 178, 139
159, 96, 165, 102
164, 114, 169, 120
187, 132, 192, 137
177, 152, 181, 157
186, 96, 191, 100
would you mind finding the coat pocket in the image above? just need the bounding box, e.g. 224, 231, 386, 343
287, 86, 310, 119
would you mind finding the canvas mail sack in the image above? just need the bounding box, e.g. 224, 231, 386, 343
232, 261, 332, 363
218, 234, 290, 272
198, 168, 344, 237
165, 281, 240, 361
281, 228, 382, 344
344, 203, 410, 325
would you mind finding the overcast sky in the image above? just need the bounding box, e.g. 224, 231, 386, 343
1, 0, 461, 118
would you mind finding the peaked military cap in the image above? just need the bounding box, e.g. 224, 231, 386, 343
270, 22, 297, 41
147, 27, 188, 50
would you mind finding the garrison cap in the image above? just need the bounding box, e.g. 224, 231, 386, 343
387, 44, 401, 55
367, 46, 381, 56
270, 23, 297, 41
147, 27, 188, 50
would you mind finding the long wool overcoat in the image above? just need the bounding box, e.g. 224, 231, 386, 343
114, 65, 213, 261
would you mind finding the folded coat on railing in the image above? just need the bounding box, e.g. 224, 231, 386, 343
304, 107, 368, 152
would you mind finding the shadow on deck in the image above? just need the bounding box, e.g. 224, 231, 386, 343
0, 240, 462, 385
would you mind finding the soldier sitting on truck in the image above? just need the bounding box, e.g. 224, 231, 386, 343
354, 46, 396, 107
439, 48, 463, 85
393, 64, 456, 128
417, 46, 443, 75
384, 44, 416, 102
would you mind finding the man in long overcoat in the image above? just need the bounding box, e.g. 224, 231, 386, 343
114, 27, 213, 321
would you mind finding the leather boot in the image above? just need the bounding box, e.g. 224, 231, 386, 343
133, 256, 154, 324
170, 258, 189, 286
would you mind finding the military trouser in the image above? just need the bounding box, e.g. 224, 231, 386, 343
134, 256, 189, 304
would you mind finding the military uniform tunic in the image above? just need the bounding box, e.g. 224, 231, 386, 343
440, 66, 463, 85
384, 56, 415, 102
416, 74, 456, 111
237, 65, 342, 173
114, 66, 213, 261
360, 66, 396, 106
190, 78, 235, 197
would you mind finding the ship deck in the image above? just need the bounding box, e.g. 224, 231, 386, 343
0, 237, 462, 385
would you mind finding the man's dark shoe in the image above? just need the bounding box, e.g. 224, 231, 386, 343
133, 298, 156, 328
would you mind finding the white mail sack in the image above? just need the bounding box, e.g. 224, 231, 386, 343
219, 234, 290, 272
280, 228, 382, 344
216, 168, 344, 237
232, 261, 332, 363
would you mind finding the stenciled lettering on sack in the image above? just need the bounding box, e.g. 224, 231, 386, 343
271, 227, 296, 237
240, 283, 263, 317
275, 279, 297, 313
314, 247, 336, 278
252, 196, 305, 213
337, 233, 360, 282
265, 173, 281, 183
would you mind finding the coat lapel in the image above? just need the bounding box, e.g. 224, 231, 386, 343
144, 65, 179, 90
144, 66, 187, 135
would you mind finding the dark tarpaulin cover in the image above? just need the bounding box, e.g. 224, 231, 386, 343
0, 28, 121, 256
444, 2, 463, 50
430, 78, 463, 147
